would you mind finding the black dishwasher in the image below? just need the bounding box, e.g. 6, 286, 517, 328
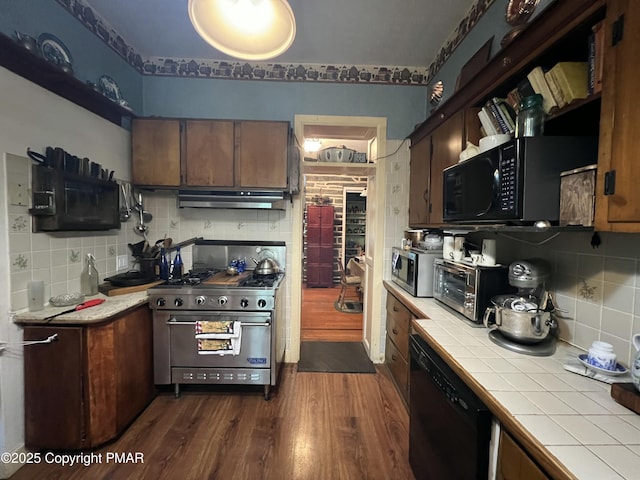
409, 334, 492, 480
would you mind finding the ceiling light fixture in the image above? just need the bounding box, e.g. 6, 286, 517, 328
188, 0, 296, 61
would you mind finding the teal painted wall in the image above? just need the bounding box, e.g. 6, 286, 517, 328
1, 0, 143, 112
142, 76, 427, 139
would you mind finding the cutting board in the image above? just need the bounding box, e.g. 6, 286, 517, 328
98, 280, 164, 296
611, 382, 640, 414
203, 271, 251, 285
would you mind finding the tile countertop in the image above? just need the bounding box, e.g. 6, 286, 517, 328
13, 292, 149, 325
383, 281, 640, 480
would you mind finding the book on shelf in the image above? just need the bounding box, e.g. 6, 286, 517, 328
548, 61, 588, 105
544, 69, 567, 108
527, 66, 558, 114
506, 87, 522, 114
478, 108, 500, 136
589, 20, 605, 94
485, 97, 515, 135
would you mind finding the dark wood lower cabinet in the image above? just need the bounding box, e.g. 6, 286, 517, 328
23, 305, 155, 450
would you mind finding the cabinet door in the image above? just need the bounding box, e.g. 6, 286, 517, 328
24, 326, 85, 449
184, 120, 234, 187
235, 121, 289, 188
595, 0, 640, 231
497, 430, 549, 480
429, 111, 465, 225
409, 111, 465, 226
132, 119, 181, 186
114, 306, 155, 432
409, 134, 431, 226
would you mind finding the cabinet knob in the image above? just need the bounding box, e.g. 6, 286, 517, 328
391, 354, 397, 361
393, 306, 399, 312
502, 56, 512, 67
392, 328, 399, 335
423, 189, 429, 201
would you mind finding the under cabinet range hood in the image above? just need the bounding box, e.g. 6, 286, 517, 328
178, 190, 286, 210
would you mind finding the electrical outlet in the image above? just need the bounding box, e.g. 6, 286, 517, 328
117, 255, 129, 270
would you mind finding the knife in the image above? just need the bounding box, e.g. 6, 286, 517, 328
44, 298, 105, 322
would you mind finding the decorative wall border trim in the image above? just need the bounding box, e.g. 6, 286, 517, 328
56, 0, 492, 86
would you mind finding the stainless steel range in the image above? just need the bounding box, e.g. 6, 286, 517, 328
149, 240, 286, 400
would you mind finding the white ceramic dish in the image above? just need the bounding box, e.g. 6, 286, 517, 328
578, 353, 628, 376
98, 75, 123, 101
479, 134, 511, 153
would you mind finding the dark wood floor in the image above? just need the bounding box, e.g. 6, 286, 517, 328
11, 365, 414, 480
301, 285, 363, 341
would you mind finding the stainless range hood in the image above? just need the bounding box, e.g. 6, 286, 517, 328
178, 190, 286, 210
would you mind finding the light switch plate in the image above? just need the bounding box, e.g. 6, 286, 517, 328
117, 255, 129, 270
9, 182, 28, 206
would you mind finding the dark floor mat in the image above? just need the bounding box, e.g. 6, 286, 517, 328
334, 300, 363, 313
297, 342, 376, 373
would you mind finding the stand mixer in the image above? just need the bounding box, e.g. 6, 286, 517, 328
484, 259, 557, 356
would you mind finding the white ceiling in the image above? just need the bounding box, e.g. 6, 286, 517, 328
83, 0, 477, 68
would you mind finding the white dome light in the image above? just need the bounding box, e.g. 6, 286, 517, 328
188, 0, 296, 61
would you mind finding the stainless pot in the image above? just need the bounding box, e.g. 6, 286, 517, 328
251, 257, 280, 275
483, 295, 556, 344
404, 229, 426, 245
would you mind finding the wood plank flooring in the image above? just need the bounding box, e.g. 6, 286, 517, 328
10, 365, 415, 480
301, 285, 363, 341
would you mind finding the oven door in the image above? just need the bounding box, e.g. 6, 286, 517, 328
433, 261, 477, 322
167, 311, 272, 368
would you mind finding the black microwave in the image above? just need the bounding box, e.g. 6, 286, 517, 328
29, 165, 120, 232
442, 137, 597, 224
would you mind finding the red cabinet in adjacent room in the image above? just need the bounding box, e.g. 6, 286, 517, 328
306, 205, 335, 287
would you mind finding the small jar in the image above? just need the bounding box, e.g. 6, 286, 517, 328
587, 341, 617, 370
516, 94, 545, 137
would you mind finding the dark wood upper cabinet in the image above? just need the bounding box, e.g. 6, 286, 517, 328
132, 118, 289, 190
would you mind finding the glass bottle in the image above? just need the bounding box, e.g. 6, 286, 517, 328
170, 246, 183, 279
81, 253, 99, 296
516, 94, 545, 137
159, 248, 169, 281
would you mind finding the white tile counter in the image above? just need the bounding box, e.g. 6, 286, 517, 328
13, 292, 149, 325
384, 281, 640, 480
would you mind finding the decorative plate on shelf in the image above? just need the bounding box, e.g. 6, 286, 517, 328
98, 75, 123, 102
37, 33, 73, 67
578, 354, 628, 376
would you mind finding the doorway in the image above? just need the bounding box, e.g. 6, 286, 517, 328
290, 115, 387, 364
301, 180, 367, 341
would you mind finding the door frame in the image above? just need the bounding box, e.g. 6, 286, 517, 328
289, 115, 387, 363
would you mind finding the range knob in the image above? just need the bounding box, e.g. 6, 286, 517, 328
195, 296, 207, 306
217, 296, 228, 306
240, 298, 249, 308
257, 299, 267, 308
174, 298, 183, 307
156, 298, 166, 307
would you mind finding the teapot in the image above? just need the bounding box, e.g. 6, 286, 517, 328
632, 333, 640, 392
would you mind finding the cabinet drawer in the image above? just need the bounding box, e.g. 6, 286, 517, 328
386, 293, 412, 358
385, 335, 409, 402
386, 312, 409, 360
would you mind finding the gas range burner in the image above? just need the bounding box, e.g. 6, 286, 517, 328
488, 330, 557, 357
240, 273, 280, 288
164, 269, 219, 286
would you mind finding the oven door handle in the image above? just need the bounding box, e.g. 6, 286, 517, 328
166, 319, 271, 327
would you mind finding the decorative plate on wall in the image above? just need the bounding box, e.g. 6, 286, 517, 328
505, 0, 540, 26
37, 33, 73, 67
